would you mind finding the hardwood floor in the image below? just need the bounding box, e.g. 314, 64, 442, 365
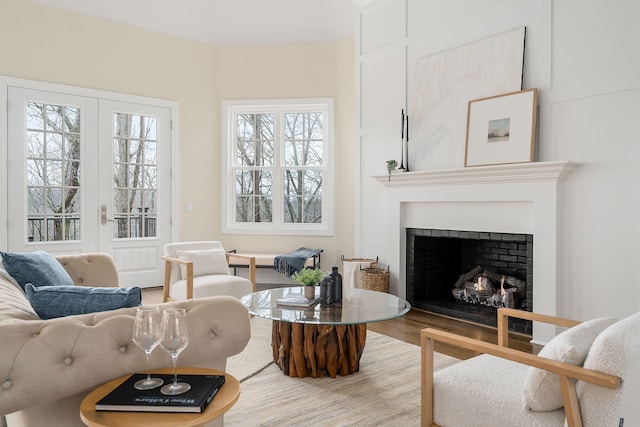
142, 287, 540, 360
368, 308, 541, 360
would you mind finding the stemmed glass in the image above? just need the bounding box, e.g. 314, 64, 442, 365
159, 308, 191, 395
131, 306, 164, 390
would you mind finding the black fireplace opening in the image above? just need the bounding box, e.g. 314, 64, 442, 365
406, 228, 533, 334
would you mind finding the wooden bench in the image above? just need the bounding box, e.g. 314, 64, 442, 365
227, 250, 322, 276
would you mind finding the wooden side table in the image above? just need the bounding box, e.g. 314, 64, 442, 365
80, 367, 239, 427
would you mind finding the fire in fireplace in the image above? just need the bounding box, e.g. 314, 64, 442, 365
406, 228, 533, 334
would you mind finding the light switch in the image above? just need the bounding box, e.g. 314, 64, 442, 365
185, 202, 193, 212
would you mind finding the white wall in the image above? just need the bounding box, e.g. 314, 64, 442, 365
550, 0, 640, 320
356, 0, 640, 321
212, 39, 356, 268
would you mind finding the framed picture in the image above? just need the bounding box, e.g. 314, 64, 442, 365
464, 88, 537, 167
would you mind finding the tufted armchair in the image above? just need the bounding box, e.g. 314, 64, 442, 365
0, 253, 251, 427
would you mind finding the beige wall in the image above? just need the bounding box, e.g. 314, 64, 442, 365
0, 0, 355, 269
214, 37, 356, 266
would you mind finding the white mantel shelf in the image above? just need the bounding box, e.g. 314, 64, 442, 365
375, 161, 581, 187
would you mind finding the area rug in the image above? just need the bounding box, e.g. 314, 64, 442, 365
224, 319, 460, 427
226, 317, 274, 382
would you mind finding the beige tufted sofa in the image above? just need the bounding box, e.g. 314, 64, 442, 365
0, 253, 251, 427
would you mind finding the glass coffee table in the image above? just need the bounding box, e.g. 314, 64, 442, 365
241, 286, 410, 378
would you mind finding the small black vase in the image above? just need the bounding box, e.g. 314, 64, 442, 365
320, 276, 333, 305
330, 266, 342, 303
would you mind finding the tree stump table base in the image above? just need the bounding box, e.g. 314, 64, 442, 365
271, 320, 367, 378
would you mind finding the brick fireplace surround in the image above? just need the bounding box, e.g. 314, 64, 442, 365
375, 161, 579, 344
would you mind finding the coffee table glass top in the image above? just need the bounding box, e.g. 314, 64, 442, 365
241, 286, 410, 325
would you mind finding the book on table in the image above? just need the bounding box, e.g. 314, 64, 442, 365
95, 373, 225, 413
276, 296, 320, 308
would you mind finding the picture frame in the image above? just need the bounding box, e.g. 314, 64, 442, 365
464, 88, 537, 167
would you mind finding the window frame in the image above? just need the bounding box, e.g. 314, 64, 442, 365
222, 98, 334, 236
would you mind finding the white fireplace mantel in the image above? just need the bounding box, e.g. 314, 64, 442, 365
378, 160, 581, 344
375, 161, 581, 187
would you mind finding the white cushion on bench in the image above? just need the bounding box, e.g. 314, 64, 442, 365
227, 253, 315, 268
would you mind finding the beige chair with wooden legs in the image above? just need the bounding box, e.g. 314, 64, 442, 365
162, 241, 256, 302
421, 307, 640, 427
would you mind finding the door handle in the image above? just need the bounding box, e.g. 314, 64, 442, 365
100, 205, 115, 225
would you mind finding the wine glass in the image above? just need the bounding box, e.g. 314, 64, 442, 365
159, 308, 191, 395
131, 306, 164, 390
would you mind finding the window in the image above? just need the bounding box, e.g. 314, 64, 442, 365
222, 99, 334, 235
112, 112, 158, 239
26, 102, 81, 242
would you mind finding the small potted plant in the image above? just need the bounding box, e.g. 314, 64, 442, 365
386, 159, 398, 181
292, 267, 325, 298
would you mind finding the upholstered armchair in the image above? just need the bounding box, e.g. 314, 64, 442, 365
162, 241, 256, 302
421, 307, 639, 427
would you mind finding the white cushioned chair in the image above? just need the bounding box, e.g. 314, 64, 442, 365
421, 307, 639, 427
163, 241, 256, 302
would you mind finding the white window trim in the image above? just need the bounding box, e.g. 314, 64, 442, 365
221, 98, 334, 236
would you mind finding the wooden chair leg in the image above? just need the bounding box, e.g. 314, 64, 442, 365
186, 262, 194, 299
421, 332, 435, 427
248, 258, 256, 292
162, 259, 172, 302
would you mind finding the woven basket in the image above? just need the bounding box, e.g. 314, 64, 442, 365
360, 267, 389, 293
340, 256, 378, 273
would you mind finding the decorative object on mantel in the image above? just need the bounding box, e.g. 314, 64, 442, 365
385, 159, 397, 181
404, 113, 410, 171
399, 109, 410, 171
399, 109, 405, 170
410, 27, 526, 171
464, 88, 537, 167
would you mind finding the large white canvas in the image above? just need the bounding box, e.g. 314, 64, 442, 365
409, 27, 525, 171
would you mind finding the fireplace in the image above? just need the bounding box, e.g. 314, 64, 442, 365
374, 161, 580, 343
406, 228, 533, 334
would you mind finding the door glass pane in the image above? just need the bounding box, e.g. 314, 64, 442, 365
25, 102, 81, 242
113, 113, 158, 239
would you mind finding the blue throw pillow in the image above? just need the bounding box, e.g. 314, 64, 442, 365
0, 251, 74, 290
24, 284, 142, 319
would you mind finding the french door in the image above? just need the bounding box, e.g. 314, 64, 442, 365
6, 85, 173, 286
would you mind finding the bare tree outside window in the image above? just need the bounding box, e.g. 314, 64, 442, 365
235, 113, 274, 222
233, 111, 324, 225
26, 102, 81, 241
283, 112, 323, 224
113, 113, 158, 239
225, 100, 332, 235
25, 106, 160, 242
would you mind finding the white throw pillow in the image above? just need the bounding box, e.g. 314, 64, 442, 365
578, 312, 640, 426
521, 316, 617, 412
176, 248, 230, 279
